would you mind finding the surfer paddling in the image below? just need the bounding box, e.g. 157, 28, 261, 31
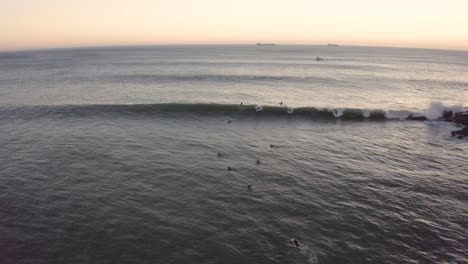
290, 238, 300, 247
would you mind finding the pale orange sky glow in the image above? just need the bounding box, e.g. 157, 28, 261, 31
2, 0, 468, 51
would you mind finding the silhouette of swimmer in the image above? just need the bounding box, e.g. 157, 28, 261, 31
290, 238, 300, 247
240, 102, 243, 106
228, 120, 232, 124
227, 166, 236, 171
280, 101, 283, 106
247, 185, 254, 190
217, 153, 223, 158
256, 159, 261, 165
270, 144, 280, 148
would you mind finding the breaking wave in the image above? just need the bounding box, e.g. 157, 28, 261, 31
1, 102, 465, 121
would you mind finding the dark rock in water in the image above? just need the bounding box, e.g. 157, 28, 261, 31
453, 111, 468, 126
450, 112, 468, 138
406, 114, 427, 121
442, 110, 453, 120
451, 126, 468, 138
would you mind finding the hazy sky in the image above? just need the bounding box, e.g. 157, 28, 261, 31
2, 0, 468, 51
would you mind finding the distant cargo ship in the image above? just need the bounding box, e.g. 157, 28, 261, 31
327, 43, 339, 46
257, 43, 276, 46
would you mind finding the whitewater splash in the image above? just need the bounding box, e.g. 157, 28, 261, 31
426, 101, 465, 120
331, 108, 344, 118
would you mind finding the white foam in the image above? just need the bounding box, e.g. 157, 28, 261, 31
363, 110, 370, 118
384, 110, 410, 120
426, 101, 465, 120
332, 108, 344, 118
449, 105, 465, 117
426, 101, 445, 120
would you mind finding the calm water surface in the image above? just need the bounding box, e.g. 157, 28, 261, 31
0, 45, 467, 263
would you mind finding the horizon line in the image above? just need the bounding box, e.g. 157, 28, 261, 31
1, 43, 467, 53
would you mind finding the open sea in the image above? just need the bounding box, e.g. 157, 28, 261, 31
0, 45, 467, 264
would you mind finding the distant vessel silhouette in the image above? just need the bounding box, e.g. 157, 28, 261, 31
327, 43, 339, 46
257, 43, 276, 46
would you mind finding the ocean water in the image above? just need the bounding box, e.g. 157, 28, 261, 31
0, 45, 467, 264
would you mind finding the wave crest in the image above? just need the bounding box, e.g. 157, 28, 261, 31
3, 102, 464, 122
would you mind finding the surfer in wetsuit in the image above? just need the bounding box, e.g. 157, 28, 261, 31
290, 238, 300, 247
240, 102, 245, 111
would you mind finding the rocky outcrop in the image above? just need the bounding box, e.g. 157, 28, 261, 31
451, 111, 468, 139
451, 127, 468, 139
452, 111, 468, 126
405, 114, 427, 121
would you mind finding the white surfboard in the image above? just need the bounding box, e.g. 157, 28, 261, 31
333, 108, 344, 118
255, 105, 263, 112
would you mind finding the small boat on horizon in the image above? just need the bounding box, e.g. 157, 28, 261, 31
327, 43, 339, 46
257, 43, 276, 46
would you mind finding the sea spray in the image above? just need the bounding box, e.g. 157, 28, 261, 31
426, 102, 446, 120
426, 101, 466, 120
